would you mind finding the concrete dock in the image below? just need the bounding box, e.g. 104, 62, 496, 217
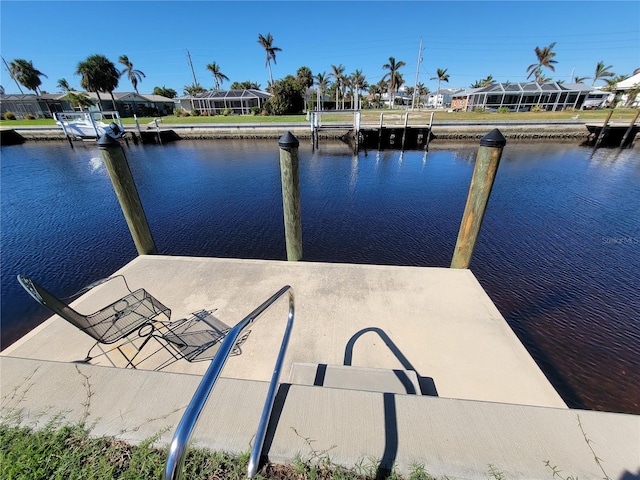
2, 255, 638, 478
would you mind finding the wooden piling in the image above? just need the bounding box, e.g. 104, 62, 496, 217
98, 134, 157, 255
619, 110, 640, 148
451, 129, 506, 269
278, 132, 303, 261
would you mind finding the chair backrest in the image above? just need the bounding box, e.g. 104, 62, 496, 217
17, 274, 91, 334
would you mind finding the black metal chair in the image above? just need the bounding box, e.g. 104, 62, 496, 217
17, 274, 243, 369
17, 274, 173, 366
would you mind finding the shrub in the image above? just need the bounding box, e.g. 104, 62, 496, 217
181, 110, 191, 117
531, 105, 544, 112
222, 108, 233, 116
497, 107, 510, 113
250, 105, 261, 115
3, 111, 16, 120
25, 114, 36, 120
473, 107, 484, 113
173, 108, 183, 116
190, 109, 201, 117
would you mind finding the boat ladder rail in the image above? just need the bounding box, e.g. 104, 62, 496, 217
163, 285, 295, 480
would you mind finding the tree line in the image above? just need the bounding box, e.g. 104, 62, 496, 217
3, 37, 631, 115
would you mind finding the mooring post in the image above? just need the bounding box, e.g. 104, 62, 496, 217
450, 129, 506, 269
619, 110, 640, 148
278, 131, 303, 261
378, 112, 384, 150
98, 134, 157, 255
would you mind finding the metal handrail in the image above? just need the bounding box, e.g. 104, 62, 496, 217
163, 285, 294, 480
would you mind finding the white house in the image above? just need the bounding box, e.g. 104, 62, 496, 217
426, 88, 463, 109
615, 72, 640, 107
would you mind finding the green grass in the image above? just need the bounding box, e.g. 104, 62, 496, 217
1, 108, 637, 127
0, 421, 431, 480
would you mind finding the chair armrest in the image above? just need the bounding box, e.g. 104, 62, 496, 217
68, 275, 133, 298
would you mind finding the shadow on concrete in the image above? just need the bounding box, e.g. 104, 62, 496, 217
260, 382, 291, 464
620, 469, 640, 480
375, 392, 397, 480
503, 289, 587, 410
343, 327, 438, 397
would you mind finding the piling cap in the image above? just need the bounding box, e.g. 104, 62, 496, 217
480, 128, 507, 148
97, 133, 120, 149
278, 131, 299, 148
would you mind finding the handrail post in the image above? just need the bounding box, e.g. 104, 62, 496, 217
451, 129, 506, 269
247, 289, 295, 478
163, 286, 294, 480
98, 134, 157, 255
278, 132, 303, 261
593, 109, 614, 149
619, 110, 640, 148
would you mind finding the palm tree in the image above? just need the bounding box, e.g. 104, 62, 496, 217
370, 79, 388, 108
183, 84, 207, 96
314, 72, 329, 110
9, 59, 47, 95
206, 62, 229, 90
574, 76, 589, 84
526, 43, 557, 84
471, 74, 494, 88
625, 83, 640, 107
57, 78, 74, 92
430, 68, 450, 107
153, 86, 177, 98
351, 69, 368, 110
66, 91, 95, 111
76, 54, 120, 111
330, 64, 345, 109
118, 55, 145, 94
257, 33, 281, 86
382, 57, 406, 109
416, 82, 430, 107
296, 66, 314, 89
592, 61, 615, 86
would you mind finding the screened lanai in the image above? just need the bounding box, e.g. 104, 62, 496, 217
458, 82, 597, 112
190, 89, 271, 115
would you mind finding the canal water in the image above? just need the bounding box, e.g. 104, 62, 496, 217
1, 139, 638, 414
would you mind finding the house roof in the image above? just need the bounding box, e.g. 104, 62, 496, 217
469, 82, 594, 95
616, 72, 640, 90
0, 94, 49, 101
180, 89, 271, 101
452, 87, 485, 98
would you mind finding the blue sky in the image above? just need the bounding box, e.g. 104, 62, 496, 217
1, 0, 639, 95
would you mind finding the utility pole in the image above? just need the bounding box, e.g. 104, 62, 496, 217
2, 56, 24, 94
411, 37, 423, 110
186, 49, 200, 88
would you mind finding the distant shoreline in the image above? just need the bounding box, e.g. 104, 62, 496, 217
5, 121, 594, 142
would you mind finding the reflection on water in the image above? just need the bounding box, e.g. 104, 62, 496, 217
1, 139, 638, 414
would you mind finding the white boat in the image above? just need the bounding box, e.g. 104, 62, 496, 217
55, 111, 125, 139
